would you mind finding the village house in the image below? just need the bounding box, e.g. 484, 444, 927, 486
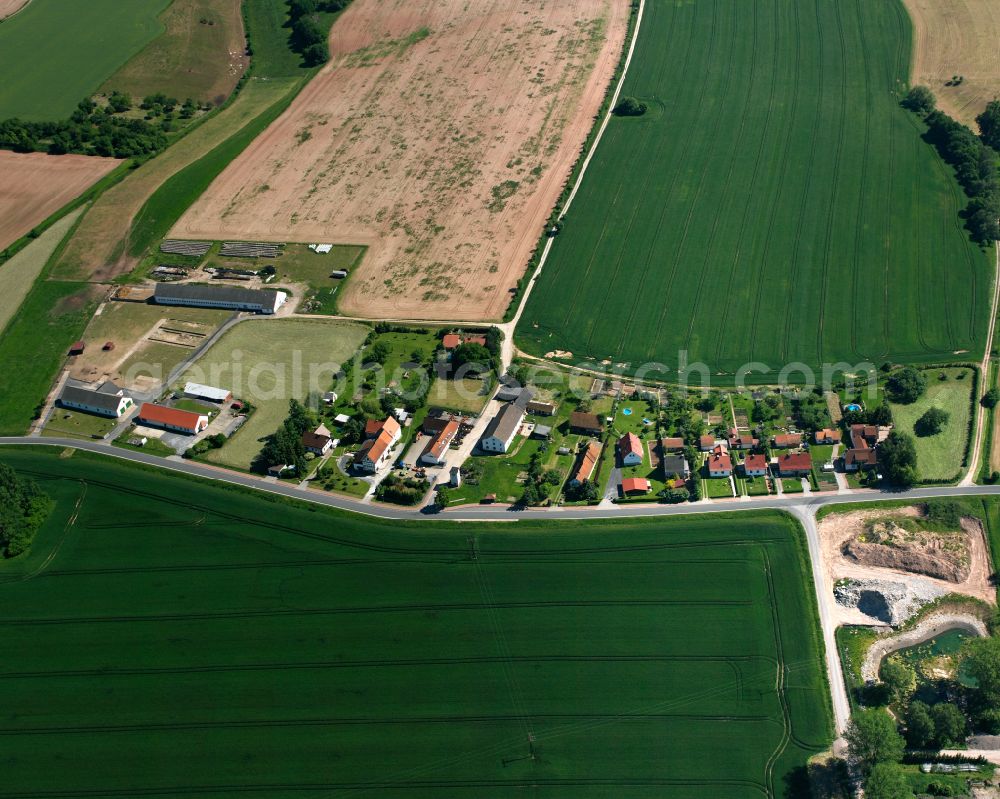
617, 432, 643, 466
742, 453, 769, 477
365, 416, 402, 442
660, 437, 684, 452
58, 381, 133, 418
421, 420, 459, 466
442, 332, 488, 350
699, 434, 716, 451
136, 404, 208, 435
569, 441, 602, 486
707, 447, 733, 478
569, 411, 603, 437
480, 401, 526, 453
728, 429, 758, 450
771, 433, 802, 449
301, 424, 334, 456
842, 424, 882, 472
526, 399, 556, 416
354, 417, 402, 473
777, 451, 812, 477
660, 454, 690, 480
815, 428, 842, 444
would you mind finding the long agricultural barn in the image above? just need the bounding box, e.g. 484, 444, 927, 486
183, 382, 232, 404
58, 381, 133, 418
153, 283, 287, 314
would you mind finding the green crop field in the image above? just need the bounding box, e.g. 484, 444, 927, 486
0, 0, 170, 120
0, 447, 831, 797
517, 0, 993, 378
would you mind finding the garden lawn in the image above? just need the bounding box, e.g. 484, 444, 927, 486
41, 410, 117, 441
427, 376, 491, 415
0, 446, 832, 798
516, 0, 992, 376
0, 0, 170, 120
177, 318, 368, 469
889, 367, 974, 481
451, 436, 542, 505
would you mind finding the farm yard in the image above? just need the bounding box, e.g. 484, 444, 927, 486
902, 0, 1000, 126
69, 301, 232, 391
0, 447, 832, 798
0, 0, 170, 120
170, 0, 630, 321
97, 0, 248, 106
0, 151, 121, 252
517, 0, 993, 378
179, 317, 368, 470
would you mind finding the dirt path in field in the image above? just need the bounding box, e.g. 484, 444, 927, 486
903, 0, 1000, 127
0, 151, 121, 252
171, 0, 630, 322
0, 0, 29, 20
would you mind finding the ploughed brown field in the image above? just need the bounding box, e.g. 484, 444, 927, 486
0, 150, 120, 252
171, 0, 629, 321
903, 0, 1000, 127
0, 0, 29, 20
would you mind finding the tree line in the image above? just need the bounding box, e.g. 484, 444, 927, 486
0, 94, 174, 158
287, 0, 351, 67
0, 463, 52, 559
903, 87, 1000, 243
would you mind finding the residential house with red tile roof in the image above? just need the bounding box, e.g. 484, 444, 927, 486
617, 432, 643, 466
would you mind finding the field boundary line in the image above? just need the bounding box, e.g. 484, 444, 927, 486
505, 0, 646, 335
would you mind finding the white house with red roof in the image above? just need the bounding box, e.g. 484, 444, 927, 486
617, 432, 643, 466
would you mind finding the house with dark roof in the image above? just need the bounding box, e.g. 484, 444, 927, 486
58, 382, 133, 418
569, 411, 603, 436
480, 402, 526, 453
660, 454, 690, 480
301, 424, 334, 455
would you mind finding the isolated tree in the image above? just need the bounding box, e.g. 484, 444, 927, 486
915, 406, 949, 436
435, 486, 451, 508
931, 702, 967, 747
887, 367, 926, 403
977, 100, 1000, 151
982, 387, 1000, 408
846, 708, 905, 774
613, 96, 647, 116
864, 763, 910, 799
881, 655, 916, 705
879, 431, 919, 487
902, 85, 936, 115
905, 700, 936, 749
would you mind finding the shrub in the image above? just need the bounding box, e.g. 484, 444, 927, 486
902, 85, 936, 115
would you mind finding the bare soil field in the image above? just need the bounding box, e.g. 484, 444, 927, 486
819, 506, 996, 611
171, 0, 629, 321
0, 151, 120, 252
903, 0, 1000, 127
98, 0, 247, 106
0, 0, 29, 20
52, 77, 298, 282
